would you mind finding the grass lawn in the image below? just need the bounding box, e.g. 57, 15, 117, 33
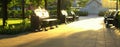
0, 18, 31, 34
0, 18, 30, 26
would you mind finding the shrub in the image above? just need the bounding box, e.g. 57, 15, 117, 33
115, 12, 120, 28
49, 10, 57, 15
8, 10, 22, 18
0, 23, 32, 35
98, 11, 106, 16
0, 19, 31, 35
49, 10, 57, 18
25, 10, 33, 18
74, 11, 88, 16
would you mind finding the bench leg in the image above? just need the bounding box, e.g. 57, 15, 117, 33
55, 21, 58, 28
42, 21, 48, 31
49, 21, 54, 29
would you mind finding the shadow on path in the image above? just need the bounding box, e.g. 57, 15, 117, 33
16, 30, 100, 47
0, 31, 39, 39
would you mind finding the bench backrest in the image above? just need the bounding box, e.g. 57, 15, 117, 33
34, 8, 49, 19
61, 10, 68, 16
113, 11, 119, 17
71, 11, 75, 15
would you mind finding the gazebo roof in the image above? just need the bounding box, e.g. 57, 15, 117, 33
87, 0, 102, 6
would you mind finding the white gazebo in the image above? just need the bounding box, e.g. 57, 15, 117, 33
80, 0, 108, 14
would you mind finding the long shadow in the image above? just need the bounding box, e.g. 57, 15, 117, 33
15, 28, 120, 47
0, 31, 39, 39
15, 29, 102, 47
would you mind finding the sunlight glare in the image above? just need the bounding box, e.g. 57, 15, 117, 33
67, 17, 104, 31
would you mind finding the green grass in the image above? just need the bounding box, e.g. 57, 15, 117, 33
0, 18, 31, 35
0, 18, 30, 26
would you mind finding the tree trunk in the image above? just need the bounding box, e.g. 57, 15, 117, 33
44, 0, 47, 10
116, 0, 119, 11
1, 0, 8, 28
57, 0, 62, 23
22, 0, 25, 26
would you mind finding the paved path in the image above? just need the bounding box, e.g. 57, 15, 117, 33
0, 15, 120, 47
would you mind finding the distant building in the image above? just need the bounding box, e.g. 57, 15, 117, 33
72, 0, 80, 7
80, 0, 107, 14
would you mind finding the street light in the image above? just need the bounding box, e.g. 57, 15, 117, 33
44, 0, 47, 10
22, 0, 25, 26
116, 0, 119, 11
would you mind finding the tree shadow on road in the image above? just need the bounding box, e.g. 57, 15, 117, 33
15, 29, 103, 47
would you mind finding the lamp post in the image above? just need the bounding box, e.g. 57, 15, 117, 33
22, 0, 25, 19
57, 0, 62, 23
57, 0, 61, 19
44, 0, 47, 10
22, 0, 25, 26
116, 0, 119, 11
1, 0, 8, 27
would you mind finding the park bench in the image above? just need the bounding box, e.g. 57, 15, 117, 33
70, 11, 79, 21
104, 11, 112, 23
34, 8, 58, 31
61, 10, 75, 23
104, 11, 119, 28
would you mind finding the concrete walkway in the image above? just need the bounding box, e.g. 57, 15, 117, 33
0, 15, 120, 47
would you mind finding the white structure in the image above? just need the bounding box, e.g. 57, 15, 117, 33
72, 0, 77, 7
80, 0, 108, 14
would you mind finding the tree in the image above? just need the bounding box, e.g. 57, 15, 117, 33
61, 0, 72, 10
78, 0, 88, 7
1, 0, 11, 27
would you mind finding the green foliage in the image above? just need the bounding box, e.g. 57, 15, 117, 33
26, 0, 44, 8
78, 0, 88, 7
0, 18, 31, 35
47, 0, 57, 10
0, 23, 31, 35
61, 0, 72, 10
98, 11, 106, 16
49, 10, 57, 15
8, 10, 22, 18
25, 10, 32, 18
8, 0, 21, 9
115, 12, 120, 28
74, 11, 88, 16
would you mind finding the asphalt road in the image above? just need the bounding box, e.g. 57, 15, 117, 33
0, 15, 120, 47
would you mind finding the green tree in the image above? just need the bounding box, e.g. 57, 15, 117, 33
61, 0, 72, 10
78, 0, 88, 7
1, 0, 11, 27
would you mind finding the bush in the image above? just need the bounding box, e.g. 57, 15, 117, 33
74, 11, 88, 16
25, 10, 33, 18
115, 12, 120, 28
49, 10, 57, 15
0, 23, 32, 35
98, 11, 106, 16
0, 19, 31, 35
8, 10, 22, 18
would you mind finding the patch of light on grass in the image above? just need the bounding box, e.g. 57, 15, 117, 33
7, 20, 23, 25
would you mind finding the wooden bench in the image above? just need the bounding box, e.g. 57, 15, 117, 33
34, 8, 58, 31
105, 11, 119, 28
70, 11, 79, 21
61, 10, 74, 24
